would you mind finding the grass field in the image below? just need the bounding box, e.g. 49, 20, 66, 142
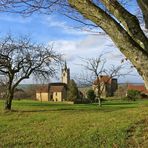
0, 100, 148, 148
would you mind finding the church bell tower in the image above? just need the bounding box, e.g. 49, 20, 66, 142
61, 61, 70, 84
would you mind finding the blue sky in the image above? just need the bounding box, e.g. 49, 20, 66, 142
0, 1, 145, 84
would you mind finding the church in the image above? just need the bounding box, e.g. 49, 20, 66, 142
36, 62, 70, 102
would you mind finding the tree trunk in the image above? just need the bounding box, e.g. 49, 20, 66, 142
98, 97, 101, 107
4, 92, 13, 110
68, 0, 148, 90
97, 89, 101, 107
137, 0, 148, 29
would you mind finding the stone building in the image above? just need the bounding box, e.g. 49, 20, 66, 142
92, 75, 118, 98
36, 85, 49, 102
36, 62, 70, 102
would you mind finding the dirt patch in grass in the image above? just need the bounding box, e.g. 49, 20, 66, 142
126, 118, 148, 148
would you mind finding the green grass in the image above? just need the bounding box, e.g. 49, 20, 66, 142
0, 99, 148, 148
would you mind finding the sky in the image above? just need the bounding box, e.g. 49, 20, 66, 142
0, 1, 145, 84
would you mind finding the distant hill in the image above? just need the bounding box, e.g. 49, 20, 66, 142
18, 84, 45, 90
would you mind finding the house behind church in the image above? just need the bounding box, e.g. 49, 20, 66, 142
92, 75, 118, 98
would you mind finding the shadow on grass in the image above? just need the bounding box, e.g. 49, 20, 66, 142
5, 100, 141, 113
14, 101, 74, 107
10, 105, 137, 113
10, 108, 79, 113
15, 100, 137, 107
103, 102, 137, 106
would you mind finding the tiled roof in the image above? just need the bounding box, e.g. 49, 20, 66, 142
36, 82, 67, 93
127, 84, 148, 94
49, 85, 65, 92
36, 85, 48, 93
49, 83, 67, 87
93, 75, 112, 85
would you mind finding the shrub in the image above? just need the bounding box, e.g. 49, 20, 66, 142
127, 90, 141, 101
86, 89, 96, 102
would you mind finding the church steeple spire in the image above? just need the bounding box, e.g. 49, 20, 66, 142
61, 61, 70, 84
64, 60, 67, 70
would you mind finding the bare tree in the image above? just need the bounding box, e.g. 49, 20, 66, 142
0, 0, 148, 89
0, 35, 61, 110
79, 54, 132, 106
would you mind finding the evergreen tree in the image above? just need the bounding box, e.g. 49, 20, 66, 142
67, 79, 79, 101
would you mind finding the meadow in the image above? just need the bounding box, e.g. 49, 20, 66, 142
0, 99, 148, 148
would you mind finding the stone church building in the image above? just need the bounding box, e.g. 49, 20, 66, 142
36, 62, 70, 102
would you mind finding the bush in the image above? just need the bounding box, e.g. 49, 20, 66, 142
127, 90, 141, 101
86, 89, 96, 102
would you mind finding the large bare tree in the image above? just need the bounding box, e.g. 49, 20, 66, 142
0, 0, 148, 89
68, 0, 148, 90
0, 35, 61, 110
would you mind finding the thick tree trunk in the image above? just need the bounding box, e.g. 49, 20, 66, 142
4, 92, 13, 110
68, 0, 148, 90
143, 73, 148, 89
137, 0, 148, 29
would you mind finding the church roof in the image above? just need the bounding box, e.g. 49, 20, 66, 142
49, 85, 66, 92
36, 85, 48, 93
36, 83, 67, 93
49, 82, 67, 87
49, 82, 67, 92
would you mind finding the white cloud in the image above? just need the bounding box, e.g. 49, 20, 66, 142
52, 34, 123, 65
43, 15, 102, 36
77, 35, 110, 50
45, 15, 67, 28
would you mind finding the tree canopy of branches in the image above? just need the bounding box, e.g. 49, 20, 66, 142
0, 35, 61, 110
0, 0, 148, 89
